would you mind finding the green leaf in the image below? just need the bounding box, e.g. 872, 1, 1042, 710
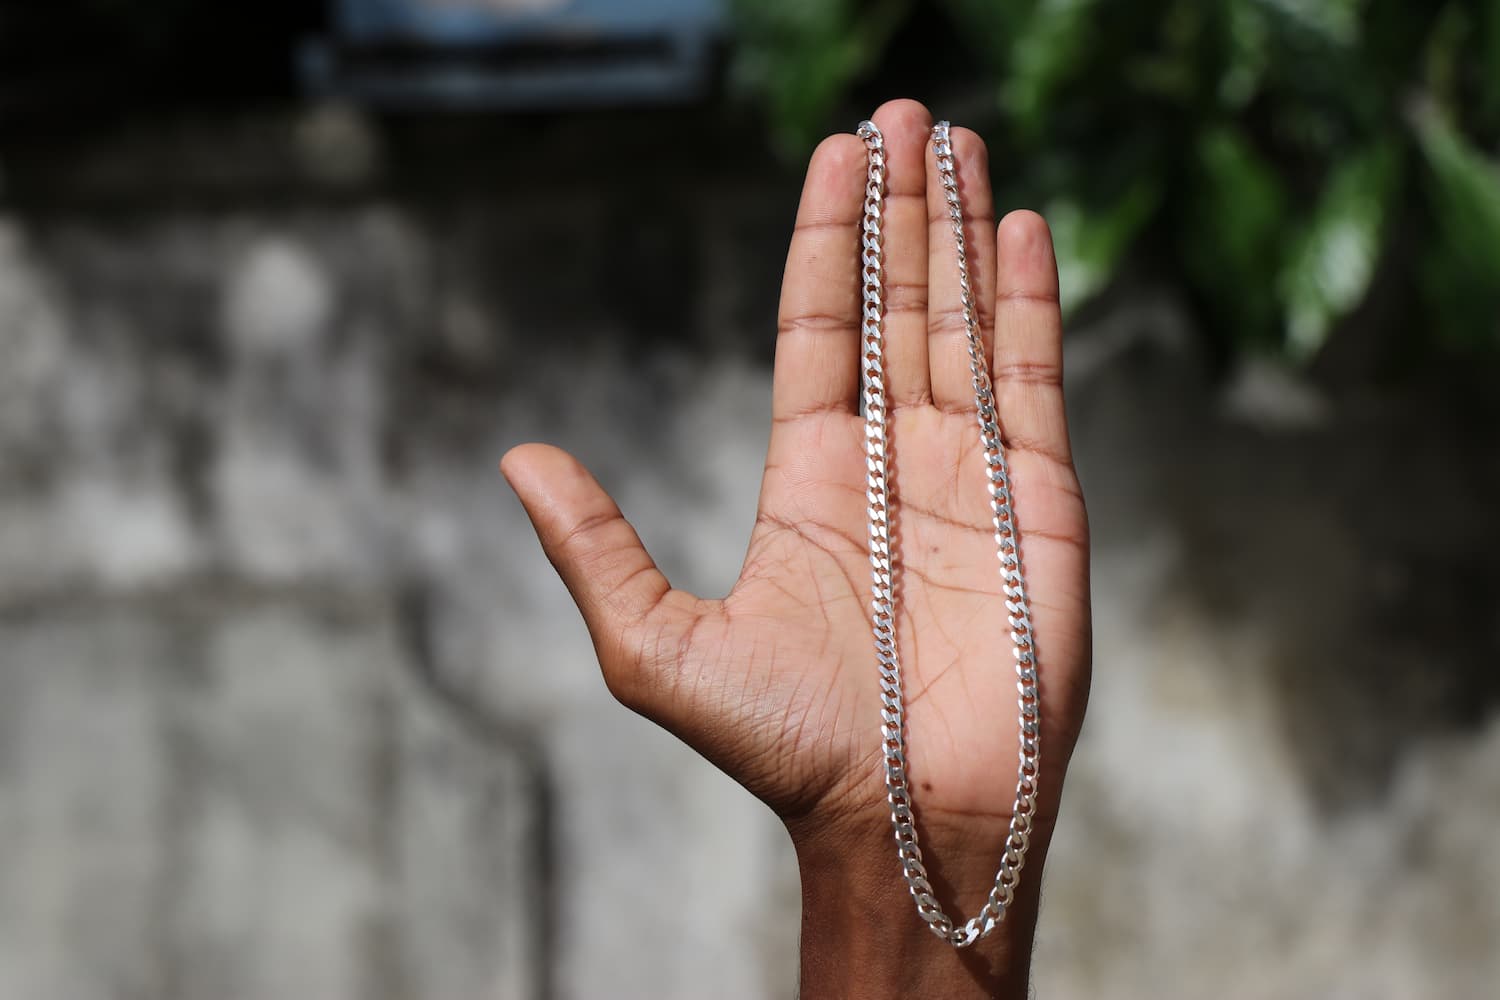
1002, 0, 1100, 137
1182, 126, 1290, 349
1416, 111, 1500, 266
1252, 0, 1363, 47
1278, 142, 1399, 360
1484, 0, 1500, 127
1413, 107, 1500, 345
1047, 180, 1160, 314
729, 0, 913, 156
1220, 0, 1271, 108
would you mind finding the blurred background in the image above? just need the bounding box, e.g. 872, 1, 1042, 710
2, 1, 1499, 998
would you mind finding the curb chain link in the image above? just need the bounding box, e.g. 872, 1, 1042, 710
856, 119, 1042, 949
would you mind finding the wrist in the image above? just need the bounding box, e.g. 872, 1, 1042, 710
790, 811, 1043, 1000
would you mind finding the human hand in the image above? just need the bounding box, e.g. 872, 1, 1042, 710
503, 99, 1091, 999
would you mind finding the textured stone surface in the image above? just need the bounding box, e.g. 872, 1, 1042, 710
0, 615, 167, 1000
0, 599, 538, 1000
0, 190, 800, 1000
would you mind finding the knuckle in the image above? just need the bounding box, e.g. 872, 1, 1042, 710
928, 304, 969, 337
994, 360, 1064, 387
776, 311, 850, 337
882, 281, 928, 314
556, 509, 618, 556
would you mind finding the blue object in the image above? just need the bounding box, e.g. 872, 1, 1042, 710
302, 0, 728, 109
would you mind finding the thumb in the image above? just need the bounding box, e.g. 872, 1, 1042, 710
501, 443, 679, 708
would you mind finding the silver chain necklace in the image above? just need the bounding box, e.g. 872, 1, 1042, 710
856, 119, 1042, 949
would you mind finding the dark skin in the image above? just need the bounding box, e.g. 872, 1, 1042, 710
503, 99, 1092, 999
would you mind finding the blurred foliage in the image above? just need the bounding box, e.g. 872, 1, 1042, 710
732, 0, 1500, 363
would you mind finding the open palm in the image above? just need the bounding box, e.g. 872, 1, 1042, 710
504, 101, 1091, 941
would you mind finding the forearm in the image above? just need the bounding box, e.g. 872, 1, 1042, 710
793, 820, 1040, 1000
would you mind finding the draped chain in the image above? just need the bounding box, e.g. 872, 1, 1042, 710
857, 119, 1042, 949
